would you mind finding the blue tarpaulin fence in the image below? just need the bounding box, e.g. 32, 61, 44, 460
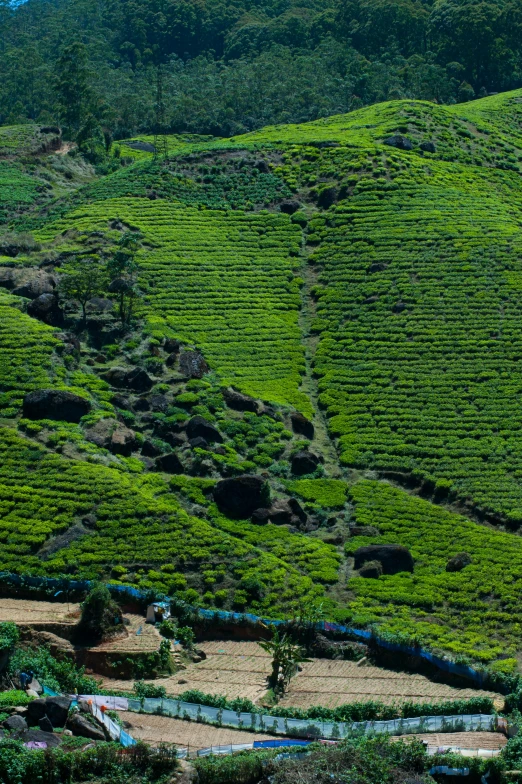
0, 571, 487, 687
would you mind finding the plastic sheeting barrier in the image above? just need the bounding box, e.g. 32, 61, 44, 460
126, 697, 495, 740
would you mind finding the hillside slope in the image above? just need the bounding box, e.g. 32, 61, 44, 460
3, 90, 522, 666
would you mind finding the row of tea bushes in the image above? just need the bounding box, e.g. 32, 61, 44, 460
346, 479, 522, 664
35, 197, 311, 415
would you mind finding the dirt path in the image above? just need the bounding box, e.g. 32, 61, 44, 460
297, 242, 341, 476
392, 731, 506, 752
119, 712, 279, 750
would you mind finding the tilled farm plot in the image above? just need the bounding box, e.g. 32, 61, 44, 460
0, 598, 79, 624
118, 711, 278, 750
280, 660, 500, 709
102, 640, 500, 709
89, 614, 161, 653
391, 731, 507, 752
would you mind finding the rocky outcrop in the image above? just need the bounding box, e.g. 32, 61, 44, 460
179, 351, 209, 378
354, 544, 414, 575
268, 498, 307, 526
223, 387, 259, 413
446, 552, 472, 572
12, 271, 56, 299
186, 416, 223, 443
155, 453, 184, 473
67, 713, 105, 741
214, 475, 270, 519
383, 135, 413, 150
101, 367, 153, 392
27, 294, 64, 326
290, 412, 314, 439
291, 451, 320, 476
23, 390, 91, 422
85, 418, 137, 455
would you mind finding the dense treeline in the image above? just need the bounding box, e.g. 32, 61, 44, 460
1, 0, 522, 137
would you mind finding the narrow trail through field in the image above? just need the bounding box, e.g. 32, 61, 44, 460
297, 241, 341, 478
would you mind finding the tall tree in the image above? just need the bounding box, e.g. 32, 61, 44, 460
54, 41, 93, 136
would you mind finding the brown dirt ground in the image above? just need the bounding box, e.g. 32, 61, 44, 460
101, 640, 501, 709
0, 598, 79, 624
118, 712, 279, 750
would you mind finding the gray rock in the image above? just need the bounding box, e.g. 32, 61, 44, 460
38, 716, 54, 732
290, 412, 314, 439
251, 508, 271, 524
44, 696, 72, 728
214, 475, 270, 519
269, 498, 307, 526
141, 439, 162, 457
84, 418, 137, 455
3, 715, 28, 732
291, 451, 320, 476
351, 526, 379, 537
28, 678, 42, 695
186, 416, 223, 444
125, 367, 153, 392
446, 552, 472, 572
189, 437, 208, 449
223, 387, 259, 413
154, 453, 184, 474
0, 268, 15, 289
420, 141, 436, 153
23, 390, 91, 423
12, 272, 55, 299
86, 297, 114, 312
20, 729, 62, 747
27, 294, 64, 326
179, 351, 209, 379
67, 713, 106, 741
354, 544, 414, 575
149, 394, 169, 413
26, 698, 47, 725
383, 134, 413, 150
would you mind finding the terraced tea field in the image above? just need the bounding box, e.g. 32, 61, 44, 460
34, 198, 309, 413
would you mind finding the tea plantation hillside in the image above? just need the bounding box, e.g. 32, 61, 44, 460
4, 89, 522, 667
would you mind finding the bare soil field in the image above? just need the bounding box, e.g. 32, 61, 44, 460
89, 614, 162, 653
118, 711, 279, 750
392, 731, 507, 752
101, 640, 501, 708
0, 598, 79, 624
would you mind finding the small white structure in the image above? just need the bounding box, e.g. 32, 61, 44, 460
146, 601, 171, 624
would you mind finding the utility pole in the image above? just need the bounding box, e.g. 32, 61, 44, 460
153, 65, 169, 161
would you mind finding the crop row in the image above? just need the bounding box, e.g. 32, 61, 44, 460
35, 198, 311, 414
0, 426, 340, 617
302, 148, 522, 522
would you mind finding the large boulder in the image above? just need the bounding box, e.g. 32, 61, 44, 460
0, 267, 15, 289
291, 451, 320, 476
214, 475, 270, 519
280, 200, 301, 215
85, 419, 137, 456
186, 416, 223, 443
20, 729, 62, 747
383, 135, 413, 150
23, 390, 91, 423
12, 272, 56, 299
446, 552, 472, 573
222, 387, 259, 413
3, 715, 28, 732
27, 294, 64, 326
44, 696, 72, 728
290, 412, 314, 439
179, 351, 209, 379
155, 453, 184, 473
26, 699, 47, 725
354, 544, 414, 575
38, 716, 54, 733
125, 367, 153, 392
269, 498, 307, 526
67, 712, 106, 741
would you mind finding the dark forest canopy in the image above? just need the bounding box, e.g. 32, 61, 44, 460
1, 0, 522, 138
